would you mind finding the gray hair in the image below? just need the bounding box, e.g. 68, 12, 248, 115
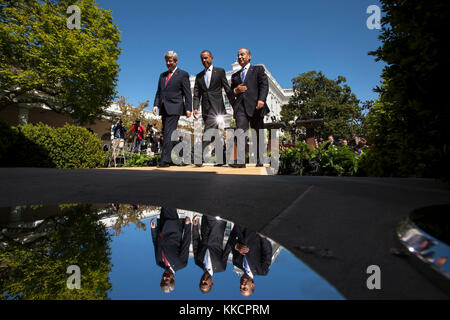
164, 51, 178, 61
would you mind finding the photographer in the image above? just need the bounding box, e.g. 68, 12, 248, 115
111, 117, 126, 150
132, 119, 146, 153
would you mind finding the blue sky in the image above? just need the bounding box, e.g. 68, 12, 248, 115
96, 0, 385, 108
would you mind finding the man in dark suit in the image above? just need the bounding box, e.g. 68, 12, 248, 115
192, 215, 230, 293
151, 207, 192, 293
153, 51, 192, 167
228, 225, 272, 297
193, 50, 234, 166
230, 48, 269, 168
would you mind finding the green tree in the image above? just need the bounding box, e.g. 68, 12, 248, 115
109, 204, 160, 235
365, 0, 450, 179
0, 204, 112, 300
0, 0, 121, 124
280, 71, 366, 142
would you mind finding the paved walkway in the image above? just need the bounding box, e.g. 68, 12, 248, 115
1, 167, 449, 299
103, 163, 271, 175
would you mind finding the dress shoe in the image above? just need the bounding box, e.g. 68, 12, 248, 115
256, 162, 264, 167
157, 162, 170, 168
195, 164, 203, 167
214, 163, 223, 167
229, 163, 246, 168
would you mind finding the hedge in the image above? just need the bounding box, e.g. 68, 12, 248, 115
279, 141, 363, 176
0, 120, 104, 169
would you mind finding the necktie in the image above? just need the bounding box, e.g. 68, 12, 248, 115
204, 249, 213, 276
240, 67, 247, 82
243, 256, 254, 279
165, 72, 172, 87
204, 68, 210, 88
162, 250, 169, 267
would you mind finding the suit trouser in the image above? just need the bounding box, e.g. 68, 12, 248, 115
230, 225, 258, 246
202, 116, 220, 161
160, 207, 179, 224
201, 215, 227, 247
234, 105, 264, 164
161, 107, 180, 164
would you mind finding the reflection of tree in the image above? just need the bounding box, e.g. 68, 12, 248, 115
110, 204, 159, 236
0, 205, 112, 300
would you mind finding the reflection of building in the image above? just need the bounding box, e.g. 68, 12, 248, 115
189, 62, 293, 128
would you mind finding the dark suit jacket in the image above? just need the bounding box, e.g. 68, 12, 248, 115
151, 211, 192, 272
192, 217, 229, 273
228, 225, 272, 276
154, 68, 192, 115
193, 66, 234, 117
230, 64, 269, 118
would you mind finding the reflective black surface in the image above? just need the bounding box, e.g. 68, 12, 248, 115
398, 205, 450, 280
0, 204, 344, 300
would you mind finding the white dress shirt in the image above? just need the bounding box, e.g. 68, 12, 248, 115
243, 256, 254, 279
204, 248, 214, 276
204, 65, 213, 89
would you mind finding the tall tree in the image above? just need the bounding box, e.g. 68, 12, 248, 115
0, 0, 121, 124
280, 71, 365, 141
365, 0, 450, 179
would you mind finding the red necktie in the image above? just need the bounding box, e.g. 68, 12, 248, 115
162, 250, 169, 267
165, 72, 172, 87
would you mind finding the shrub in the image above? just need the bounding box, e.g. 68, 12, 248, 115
279, 142, 315, 175
0, 121, 104, 168
123, 153, 160, 167
320, 144, 359, 176
53, 124, 104, 168
279, 141, 361, 176
0, 119, 53, 167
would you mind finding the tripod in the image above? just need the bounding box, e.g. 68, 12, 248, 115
109, 138, 126, 167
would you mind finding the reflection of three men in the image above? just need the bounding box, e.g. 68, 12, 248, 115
151, 208, 272, 296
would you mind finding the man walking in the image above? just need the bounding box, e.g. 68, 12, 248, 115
228, 224, 272, 297
151, 207, 192, 293
193, 50, 234, 166
230, 48, 269, 168
192, 215, 229, 293
153, 51, 192, 167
